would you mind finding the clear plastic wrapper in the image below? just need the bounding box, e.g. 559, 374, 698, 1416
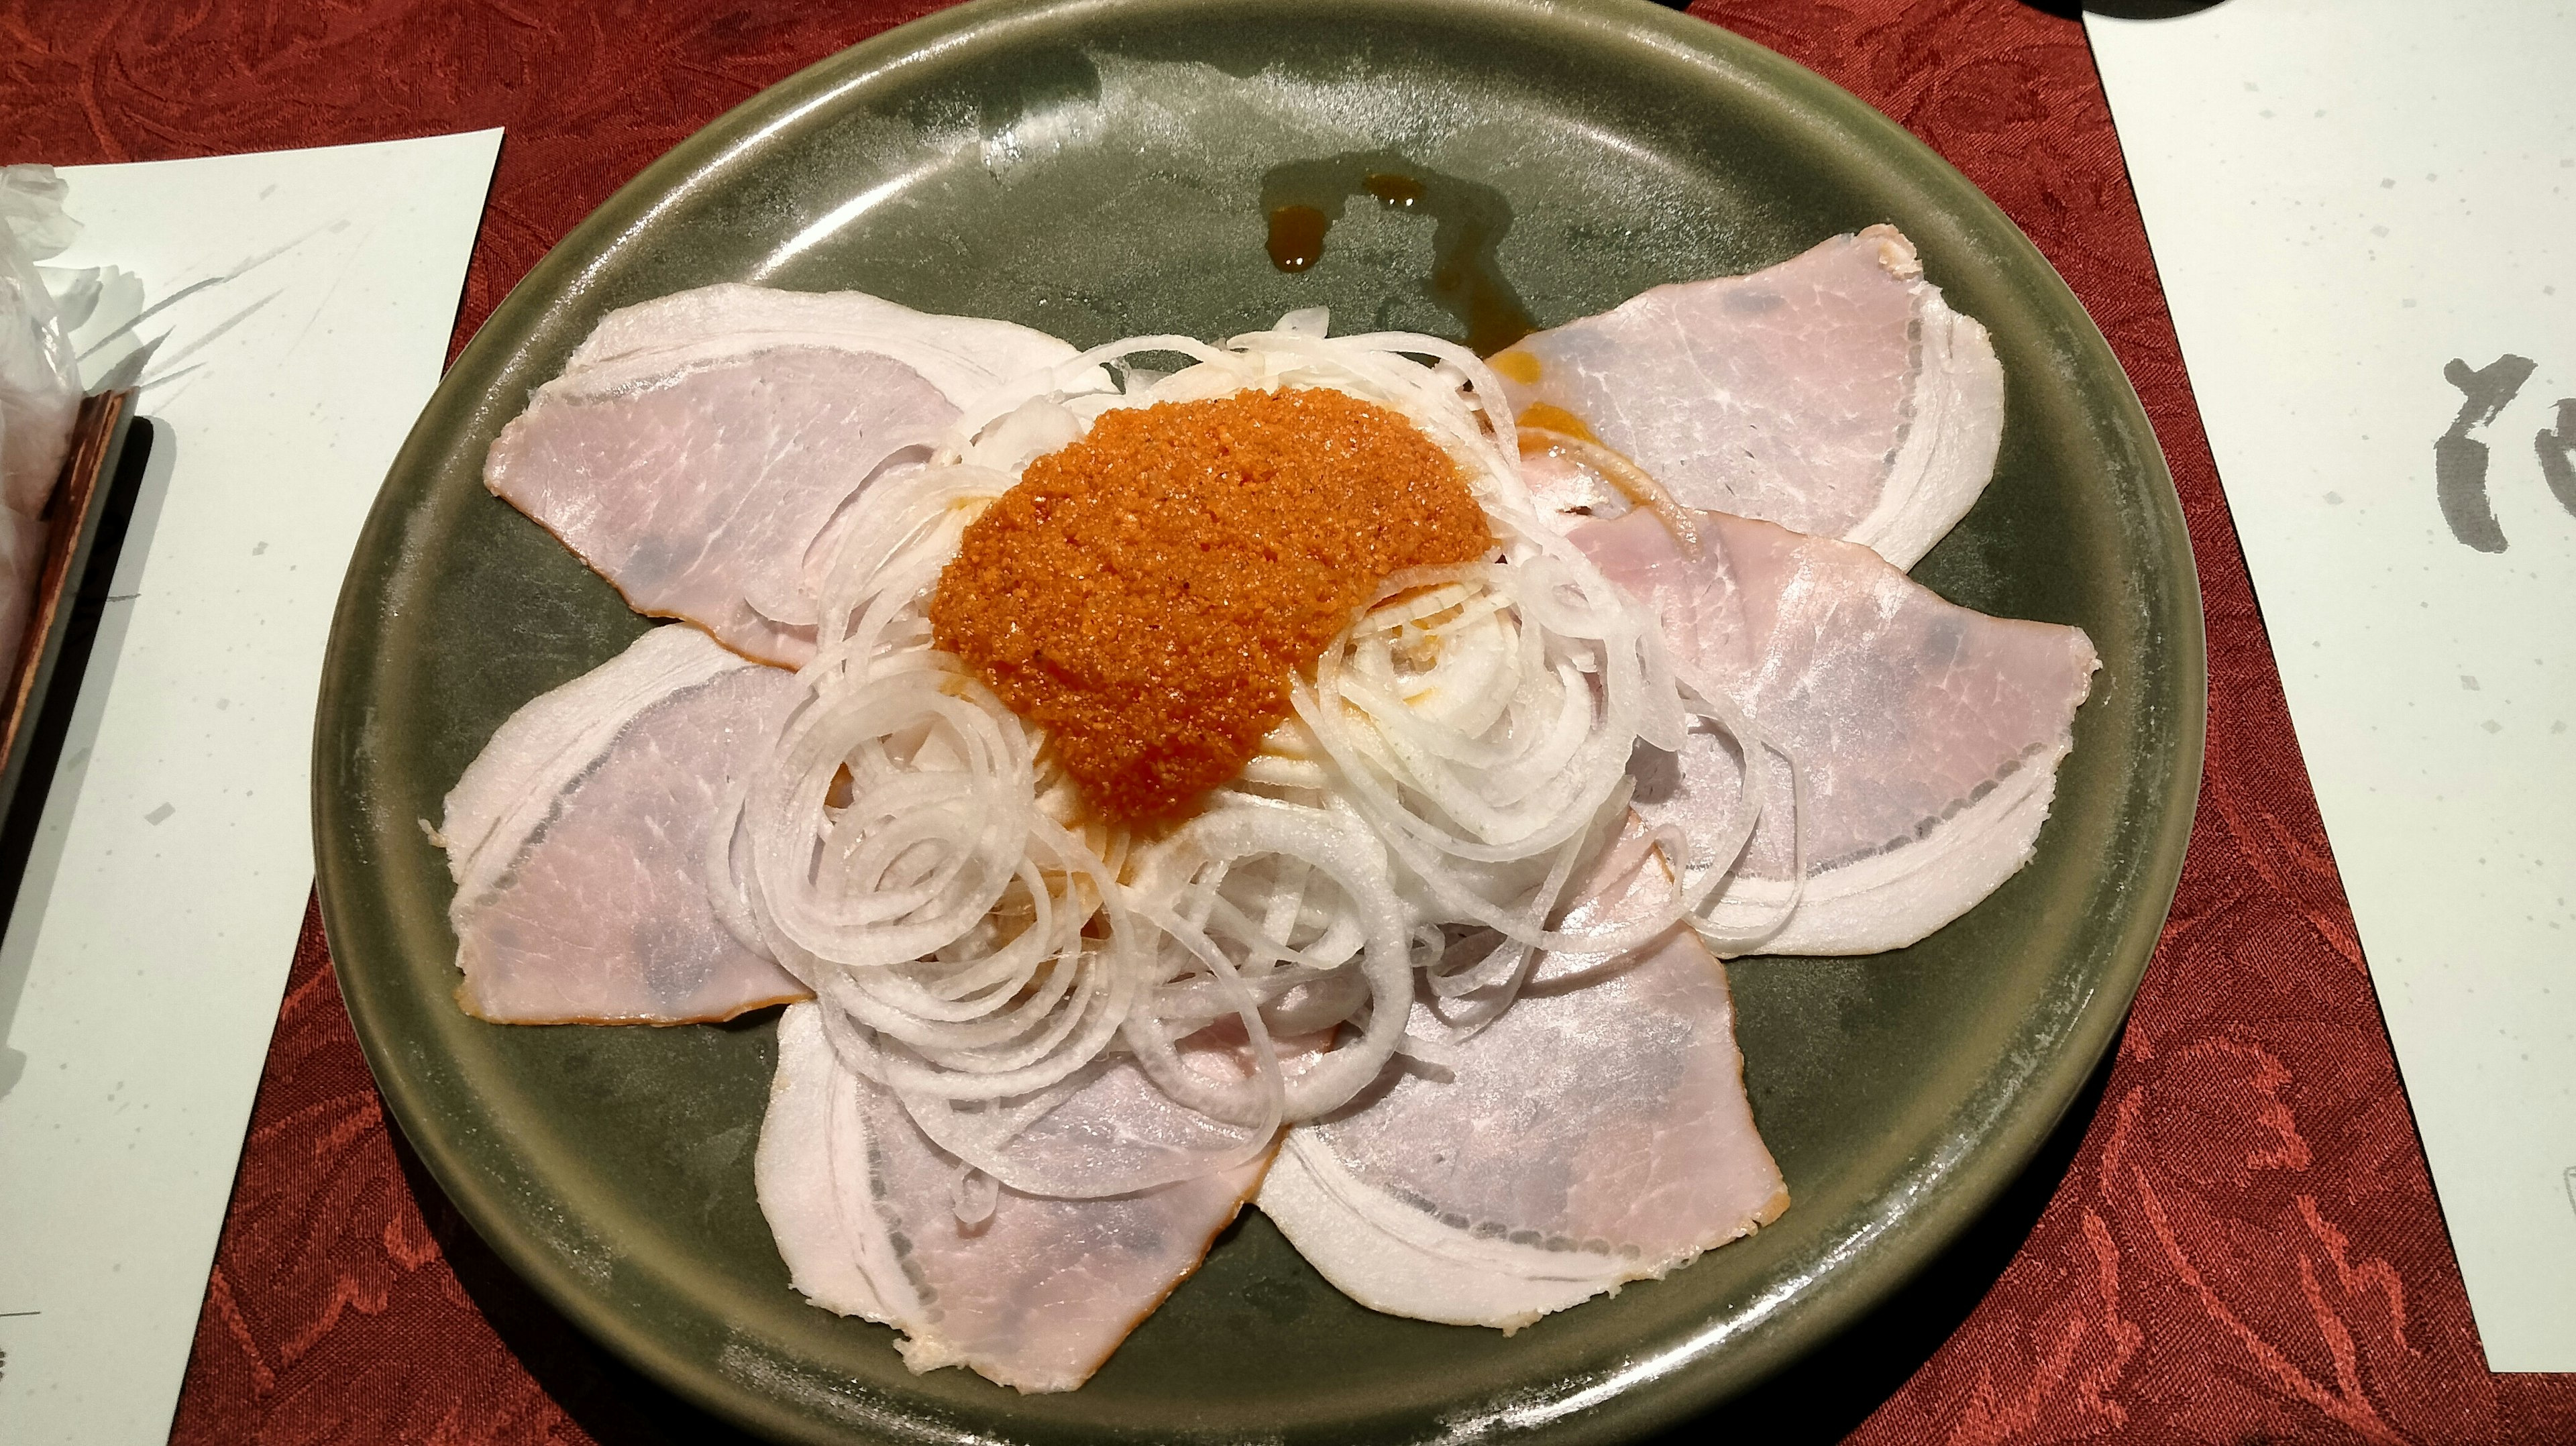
0, 164, 82, 519
0, 164, 82, 679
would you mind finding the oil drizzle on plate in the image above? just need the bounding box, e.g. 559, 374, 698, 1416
1259, 151, 1538, 355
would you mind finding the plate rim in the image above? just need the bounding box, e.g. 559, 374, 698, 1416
312, 0, 2209, 1440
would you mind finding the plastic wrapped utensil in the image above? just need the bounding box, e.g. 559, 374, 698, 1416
0, 164, 83, 519
0, 164, 84, 679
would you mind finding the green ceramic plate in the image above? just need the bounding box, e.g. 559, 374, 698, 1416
313, 1, 2204, 1441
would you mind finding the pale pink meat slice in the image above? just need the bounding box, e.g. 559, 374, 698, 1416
557, 283, 1081, 410
484, 286, 1082, 668
1572, 508, 2099, 956
484, 345, 957, 667
440, 624, 809, 1023
1256, 830, 1788, 1330
1495, 225, 2004, 569
757, 1003, 1271, 1393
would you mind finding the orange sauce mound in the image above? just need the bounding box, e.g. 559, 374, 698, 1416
930, 386, 1494, 824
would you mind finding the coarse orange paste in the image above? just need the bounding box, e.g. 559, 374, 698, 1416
930, 386, 1493, 824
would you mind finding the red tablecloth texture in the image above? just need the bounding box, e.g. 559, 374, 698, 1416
9, 0, 2574, 1441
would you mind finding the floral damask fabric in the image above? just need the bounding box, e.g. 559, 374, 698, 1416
5, 0, 2568, 1440
1719, 5, 2576, 1443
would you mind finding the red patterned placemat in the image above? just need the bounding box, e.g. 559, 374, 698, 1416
10, 1, 2571, 1441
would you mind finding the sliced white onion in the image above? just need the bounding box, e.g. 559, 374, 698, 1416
719, 312, 1801, 1200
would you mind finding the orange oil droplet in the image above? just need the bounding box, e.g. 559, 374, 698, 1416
1515, 401, 1597, 443
1364, 172, 1426, 209
1266, 204, 1330, 272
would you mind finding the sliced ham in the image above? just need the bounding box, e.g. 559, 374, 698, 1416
484, 287, 1081, 667
441, 624, 808, 1023
1495, 225, 2004, 569
558, 283, 1079, 410
757, 1003, 1271, 1393
485, 345, 953, 666
1572, 508, 2098, 956
1257, 826, 1786, 1330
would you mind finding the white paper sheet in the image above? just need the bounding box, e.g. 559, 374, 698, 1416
0, 131, 500, 1441
2088, 1, 2576, 1372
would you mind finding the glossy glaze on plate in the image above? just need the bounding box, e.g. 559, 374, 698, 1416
312, 1, 2204, 1441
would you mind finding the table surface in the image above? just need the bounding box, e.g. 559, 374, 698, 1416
10, 1, 2575, 1441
